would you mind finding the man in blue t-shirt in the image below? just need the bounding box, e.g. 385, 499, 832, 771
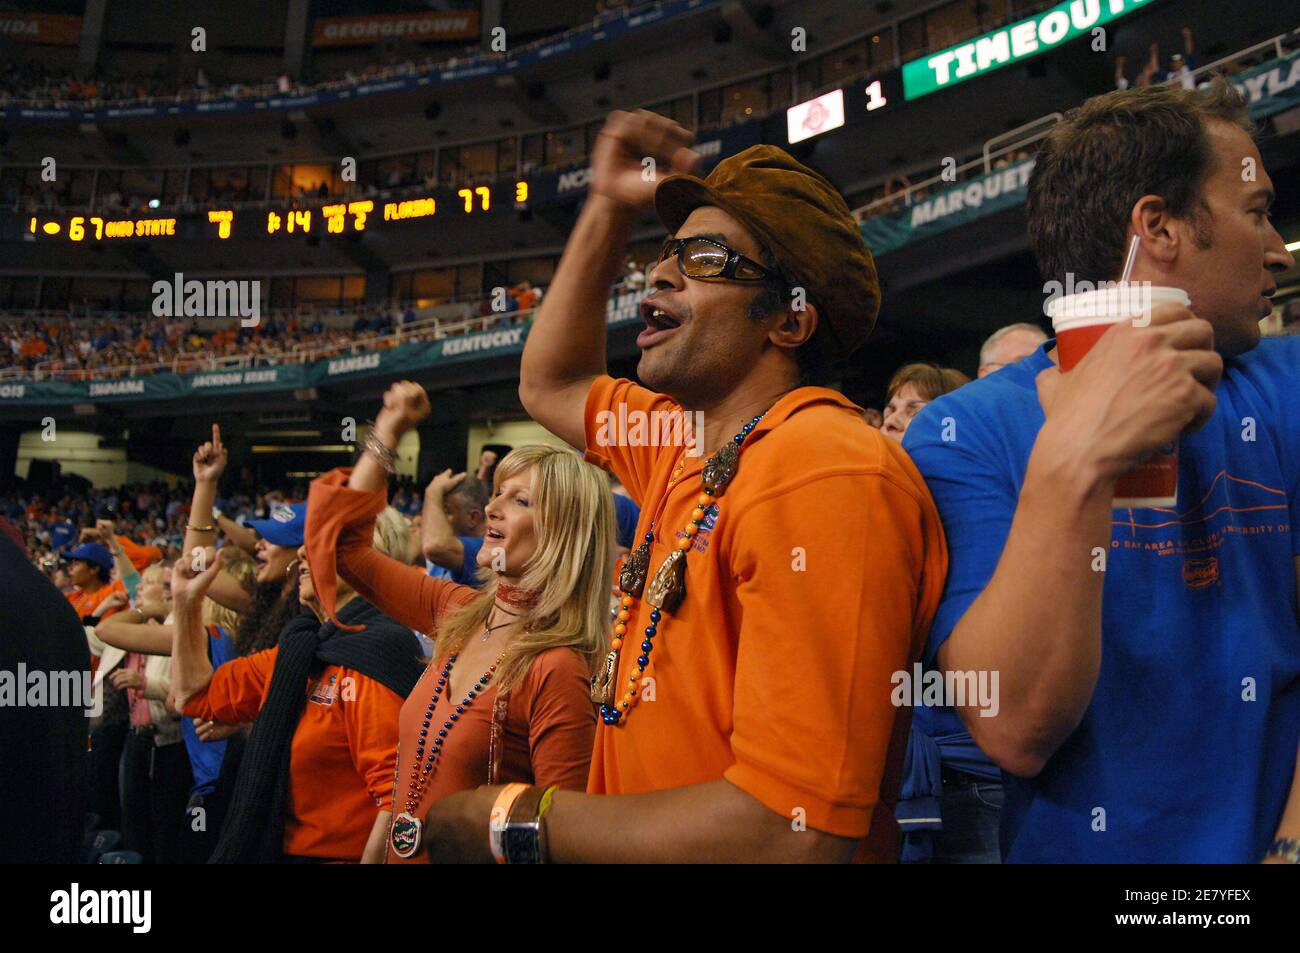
421, 467, 491, 587
904, 81, 1298, 863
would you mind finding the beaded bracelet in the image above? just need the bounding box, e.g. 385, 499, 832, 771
363, 427, 399, 474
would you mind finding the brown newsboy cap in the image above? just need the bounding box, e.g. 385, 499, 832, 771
655, 144, 881, 351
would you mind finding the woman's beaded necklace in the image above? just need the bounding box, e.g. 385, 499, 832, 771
389, 651, 504, 858
591, 412, 766, 726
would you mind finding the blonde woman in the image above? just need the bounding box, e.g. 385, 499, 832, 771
305, 381, 613, 863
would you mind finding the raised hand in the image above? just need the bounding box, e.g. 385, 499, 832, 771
171, 546, 225, 611
426, 468, 468, 498
374, 380, 431, 444
193, 423, 227, 484
590, 109, 700, 213
95, 519, 117, 546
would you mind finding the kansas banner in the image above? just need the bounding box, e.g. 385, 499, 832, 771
0, 292, 647, 406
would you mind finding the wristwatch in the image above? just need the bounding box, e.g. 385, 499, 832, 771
500, 785, 559, 864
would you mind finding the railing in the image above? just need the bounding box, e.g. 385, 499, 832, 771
849, 28, 1300, 225
0, 0, 1076, 218
0, 290, 504, 326
0, 2, 660, 112
0, 307, 521, 382
0, 282, 647, 382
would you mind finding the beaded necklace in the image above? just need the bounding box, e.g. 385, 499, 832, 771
591, 411, 766, 726
390, 651, 505, 858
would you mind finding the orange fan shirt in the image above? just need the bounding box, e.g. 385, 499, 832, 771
67, 579, 127, 622
183, 644, 404, 860
583, 376, 947, 861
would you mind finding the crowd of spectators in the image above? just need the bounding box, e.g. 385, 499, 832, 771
0, 305, 443, 378
0, 1, 642, 111
6, 477, 292, 585
1, 312, 356, 377
0, 281, 574, 379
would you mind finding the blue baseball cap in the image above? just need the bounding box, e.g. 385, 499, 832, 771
62, 542, 114, 573
613, 493, 641, 550
246, 502, 307, 548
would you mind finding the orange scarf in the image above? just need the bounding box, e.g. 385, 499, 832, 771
304, 468, 384, 631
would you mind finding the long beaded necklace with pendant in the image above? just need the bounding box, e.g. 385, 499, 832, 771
591, 411, 766, 726
390, 651, 504, 858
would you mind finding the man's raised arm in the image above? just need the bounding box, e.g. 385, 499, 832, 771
519, 110, 698, 449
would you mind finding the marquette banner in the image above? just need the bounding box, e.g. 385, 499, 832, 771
859, 157, 1036, 257
1231, 49, 1300, 120
312, 11, 480, 47
902, 0, 1156, 100
0, 292, 647, 407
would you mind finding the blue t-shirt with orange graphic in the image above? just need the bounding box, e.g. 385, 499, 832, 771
904, 338, 1300, 863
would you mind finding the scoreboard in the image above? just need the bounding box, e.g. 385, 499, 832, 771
21, 180, 532, 244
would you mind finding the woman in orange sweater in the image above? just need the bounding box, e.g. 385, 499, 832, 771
170, 508, 425, 863
306, 381, 612, 863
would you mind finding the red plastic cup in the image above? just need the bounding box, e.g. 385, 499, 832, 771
1047, 284, 1190, 509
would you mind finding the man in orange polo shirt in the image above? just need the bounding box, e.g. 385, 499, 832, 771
419, 110, 946, 863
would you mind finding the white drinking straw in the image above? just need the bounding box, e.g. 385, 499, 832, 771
1120, 234, 1140, 282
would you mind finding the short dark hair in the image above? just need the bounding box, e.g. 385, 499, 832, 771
1027, 79, 1255, 285
744, 234, 836, 385
447, 477, 489, 511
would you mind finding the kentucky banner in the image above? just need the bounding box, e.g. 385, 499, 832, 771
0, 292, 647, 407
